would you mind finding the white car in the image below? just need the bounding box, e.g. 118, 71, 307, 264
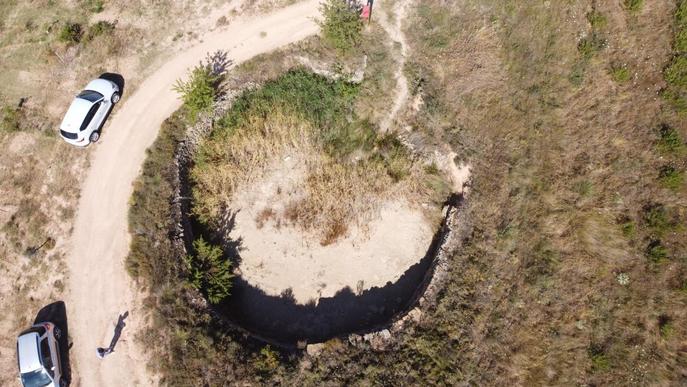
16, 322, 65, 387
59, 78, 120, 146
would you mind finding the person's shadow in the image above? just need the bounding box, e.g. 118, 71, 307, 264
107, 311, 128, 352
98, 311, 128, 357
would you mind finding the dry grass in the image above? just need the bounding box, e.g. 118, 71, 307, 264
192, 103, 428, 245
396, 0, 687, 385
0, 129, 85, 385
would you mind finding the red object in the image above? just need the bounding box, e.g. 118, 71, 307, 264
361, 5, 370, 20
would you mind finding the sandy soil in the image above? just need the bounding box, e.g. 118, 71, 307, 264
65, 1, 321, 386
229, 155, 435, 304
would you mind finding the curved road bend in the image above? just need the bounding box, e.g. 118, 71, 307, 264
66, 1, 320, 385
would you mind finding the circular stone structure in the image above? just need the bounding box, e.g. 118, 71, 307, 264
198, 155, 443, 345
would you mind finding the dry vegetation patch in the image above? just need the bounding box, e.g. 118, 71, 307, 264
192, 69, 441, 245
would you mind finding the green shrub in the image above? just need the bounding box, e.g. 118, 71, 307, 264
254, 346, 280, 375
644, 204, 672, 237
678, 0, 687, 27
184, 237, 233, 304
610, 64, 631, 83
623, 0, 644, 13
577, 33, 606, 59
588, 344, 610, 371
319, 0, 363, 53
659, 315, 674, 338
58, 22, 83, 44
658, 165, 684, 190
215, 68, 363, 158
587, 9, 607, 29
174, 65, 219, 122
620, 218, 636, 238
675, 29, 687, 53
657, 125, 685, 154
82, 0, 104, 13
1, 105, 21, 132
660, 88, 687, 112
646, 240, 669, 263
665, 56, 687, 87
85, 20, 115, 42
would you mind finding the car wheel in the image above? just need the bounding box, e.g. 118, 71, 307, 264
54, 326, 62, 339
111, 92, 120, 104
89, 131, 100, 143
59, 378, 67, 387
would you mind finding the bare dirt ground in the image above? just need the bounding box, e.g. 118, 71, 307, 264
65, 1, 320, 386
230, 154, 434, 304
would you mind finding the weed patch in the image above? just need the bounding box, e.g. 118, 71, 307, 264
319, 0, 363, 53
85, 20, 115, 42
1, 105, 21, 132
657, 124, 685, 154
623, 0, 644, 13
658, 165, 684, 190
58, 22, 83, 44
610, 64, 631, 83
646, 240, 669, 263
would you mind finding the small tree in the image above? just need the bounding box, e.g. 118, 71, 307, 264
173, 51, 231, 122
185, 237, 233, 304
319, 0, 363, 53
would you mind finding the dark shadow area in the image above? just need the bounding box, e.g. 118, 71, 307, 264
215, 196, 458, 346
34, 301, 72, 386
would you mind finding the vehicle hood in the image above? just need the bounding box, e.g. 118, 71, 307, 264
17, 333, 42, 373
60, 98, 92, 133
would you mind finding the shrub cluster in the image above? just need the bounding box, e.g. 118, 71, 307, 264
1, 105, 22, 132
570, 6, 607, 85
319, 0, 363, 53
184, 237, 233, 304
173, 52, 230, 122
58, 20, 117, 46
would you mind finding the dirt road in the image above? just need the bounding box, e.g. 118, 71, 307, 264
65, 2, 320, 385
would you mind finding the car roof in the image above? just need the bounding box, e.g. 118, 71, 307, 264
17, 332, 43, 373
60, 97, 94, 133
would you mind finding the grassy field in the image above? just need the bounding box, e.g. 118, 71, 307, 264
396, 0, 687, 384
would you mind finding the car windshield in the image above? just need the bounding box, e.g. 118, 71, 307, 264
20, 368, 52, 387
77, 90, 103, 103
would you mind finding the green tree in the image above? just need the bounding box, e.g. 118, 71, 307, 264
319, 0, 363, 53
173, 65, 219, 122
184, 237, 233, 304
